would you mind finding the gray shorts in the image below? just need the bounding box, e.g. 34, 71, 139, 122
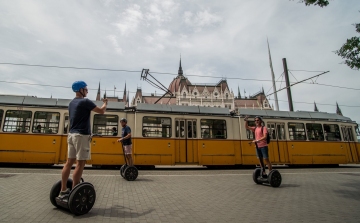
123, 144, 132, 155
67, 133, 91, 160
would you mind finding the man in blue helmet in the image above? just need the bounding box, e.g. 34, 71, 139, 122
58, 81, 108, 199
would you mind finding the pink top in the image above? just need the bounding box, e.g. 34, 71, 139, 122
249, 126, 268, 148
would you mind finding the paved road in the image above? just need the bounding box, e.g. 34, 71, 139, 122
0, 165, 360, 223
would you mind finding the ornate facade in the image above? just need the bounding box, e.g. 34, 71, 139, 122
131, 59, 272, 112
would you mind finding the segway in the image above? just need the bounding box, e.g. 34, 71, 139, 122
49, 178, 96, 215
119, 142, 138, 181
250, 142, 282, 187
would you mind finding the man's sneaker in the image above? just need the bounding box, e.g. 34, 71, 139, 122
58, 188, 70, 198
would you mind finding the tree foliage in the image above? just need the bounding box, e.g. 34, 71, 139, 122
335, 23, 360, 70
301, 0, 329, 7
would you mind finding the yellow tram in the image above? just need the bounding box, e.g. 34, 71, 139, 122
0, 95, 359, 167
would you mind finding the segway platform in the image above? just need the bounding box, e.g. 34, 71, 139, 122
253, 168, 282, 187
120, 164, 138, 181
50, 178, 96, 215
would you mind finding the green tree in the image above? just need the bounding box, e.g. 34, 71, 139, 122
301, 0, 329, 7
334, 23, 360, 70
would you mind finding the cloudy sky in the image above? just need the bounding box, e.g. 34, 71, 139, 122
0, 0, 359, 123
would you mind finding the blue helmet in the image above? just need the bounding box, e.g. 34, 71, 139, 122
72, 81, 87, 92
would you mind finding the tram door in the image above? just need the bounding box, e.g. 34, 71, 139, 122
267, 122, 289, 163
59, 114, 70, 163
341, 126, 359, 163
175, 119, 198, 164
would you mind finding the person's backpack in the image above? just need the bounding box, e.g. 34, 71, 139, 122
255, 126, 271, 144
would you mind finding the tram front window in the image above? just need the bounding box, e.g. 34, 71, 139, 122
323, 124, 341, 141
306, 123, 324, 141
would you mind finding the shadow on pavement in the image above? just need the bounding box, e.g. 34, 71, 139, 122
334, 174, 360, 201
279, 184, 300, 188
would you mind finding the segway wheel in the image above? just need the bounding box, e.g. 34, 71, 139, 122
124, 166, 138, 181
68, 182, 96, 215
268, 170, 282, 187
252, 168, 262, 184
120, 164, 127, 178
50, 179, 73, 208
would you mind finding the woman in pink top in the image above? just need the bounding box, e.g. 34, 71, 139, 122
244, 116, 272, 178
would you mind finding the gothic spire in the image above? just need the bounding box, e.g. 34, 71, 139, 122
178, 56, 183, 76
314, 101, 319, 112
96, 82, 101, 101
238, 86, 241, 98
123, 82, 127, 101
336, 102, 343, 116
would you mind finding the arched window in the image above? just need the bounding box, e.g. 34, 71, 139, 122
225, 93, 228, 99
183, 92, 186, 98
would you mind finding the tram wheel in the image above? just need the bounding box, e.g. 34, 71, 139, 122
68, 183, 96, 215
124, 166, 138, 181
268, 170, 282, 188
50, 179, 73, 208
120, 164, 127, 178
252, 168, 262, 184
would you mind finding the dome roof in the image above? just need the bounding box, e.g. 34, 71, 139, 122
168, 57, 191, 93
168, 75, 191, 93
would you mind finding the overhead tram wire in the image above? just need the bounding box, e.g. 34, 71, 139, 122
1, 80, 359, 108
1, 62, 360, 91
288, 69, 327, 73
0, 62, 141, 73
268, 99, 360, 108
0, 62, 273, 82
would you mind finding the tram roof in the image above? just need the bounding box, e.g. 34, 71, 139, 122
136, 103, 230, 115
238, 108, 353, 122
0, 95, 125, 110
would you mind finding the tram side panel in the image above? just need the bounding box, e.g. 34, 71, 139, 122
198, 117, 236, 166
0, 107, 64, 165
87, 111, 126, 166
133, 113, 175, 165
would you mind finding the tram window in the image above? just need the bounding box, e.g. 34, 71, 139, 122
288, 123, 306, 140
323, 124, 341, 141
32, 112, 60, 134
277, 124, 286, 140
200, 119, 227, 139
267, 123, 276, 140
0, 109, 3, 129
342, 127, 355, 142
142, 117, 171, 138
306, 123, 324, 141
246, 121, 255, 139
93, 115, 119, 136
3, 110, 32, 133
64, 115, 69, 134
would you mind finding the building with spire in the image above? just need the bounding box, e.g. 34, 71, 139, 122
131, 58, 271, 111
96, 82, 129, 106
